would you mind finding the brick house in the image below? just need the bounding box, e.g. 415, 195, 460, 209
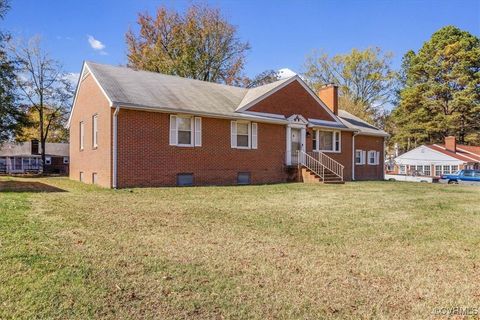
67, 62, 388, 188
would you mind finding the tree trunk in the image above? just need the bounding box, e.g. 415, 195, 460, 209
39, 97, 45, 172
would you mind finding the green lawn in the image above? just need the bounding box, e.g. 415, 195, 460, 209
1, 177, 479, 319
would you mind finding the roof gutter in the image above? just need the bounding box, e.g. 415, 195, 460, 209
114, 103, 289, 125
112, 106, 120, 189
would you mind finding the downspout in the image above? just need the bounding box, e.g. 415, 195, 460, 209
112, 106, 120, 189
382, 137, 386, 180
352, 131, 359, 180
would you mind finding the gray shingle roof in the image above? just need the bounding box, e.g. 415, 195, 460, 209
338, 110, 389, 137
83, 62, 386, 135
0, 142, 69, 157
88, 62, 288, 118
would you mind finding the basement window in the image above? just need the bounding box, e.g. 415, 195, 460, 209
177, 173, 194, 186
92, 172, 98, 184
237, 172, 251, 185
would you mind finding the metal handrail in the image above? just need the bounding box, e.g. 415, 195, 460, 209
314, 151, 344, 181
297, 150, 344, 181
297, 150, 325, 180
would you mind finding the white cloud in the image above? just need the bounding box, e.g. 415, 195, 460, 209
87, 35, 107, 55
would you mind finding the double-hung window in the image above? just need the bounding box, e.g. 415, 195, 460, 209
231, 121, 257, 149
169, 115, 202, 147
314, 130, 341, 152
355, 149, 366, 165
80, 121, 85, 151
367, 150, 380, 165
423, 165, 431, 176
92, 114, 98, 148
177, 116, 193, 146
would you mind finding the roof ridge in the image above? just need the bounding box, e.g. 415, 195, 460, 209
85, 61, 249, 92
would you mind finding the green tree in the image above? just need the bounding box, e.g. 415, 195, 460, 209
0, 0, 25, 143
15, 105, 68, 143
126, 4, 250, 85
303, 47, 396, 126
390, 26, 480, 149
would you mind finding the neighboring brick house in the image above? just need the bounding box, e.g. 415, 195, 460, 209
67, 62, 388, 188
389, 136, 480, 177
0, 140, 69, 175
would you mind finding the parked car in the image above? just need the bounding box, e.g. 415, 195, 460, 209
385, 174, 436, 183
439, 170, 480, 185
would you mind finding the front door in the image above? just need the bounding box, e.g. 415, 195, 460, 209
291, 128, 301, 164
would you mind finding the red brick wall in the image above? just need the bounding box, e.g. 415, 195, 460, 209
116, 109, 287, 187
354, 135, 385, 180
69, 74, 112, 187
304, 129, 354, 181
248, 81, 336, 121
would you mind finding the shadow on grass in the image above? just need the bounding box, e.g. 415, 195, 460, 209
0, 181, 66, 193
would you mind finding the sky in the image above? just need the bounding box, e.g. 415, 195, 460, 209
3, 0, 479, 80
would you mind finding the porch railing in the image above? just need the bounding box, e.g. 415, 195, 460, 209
297, 150, 325, 180
313, 151, 344, 181
297, 150, 344, 181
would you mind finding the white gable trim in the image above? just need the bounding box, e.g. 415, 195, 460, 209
433, 144, 479, 162
66, 62, 113, 128
236, 76, 344, 125
395, 145, 465, 165
236, 77, 297, 113
456, 147, 480, 158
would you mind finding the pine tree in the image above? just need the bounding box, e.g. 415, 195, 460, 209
390, 26, 480, 150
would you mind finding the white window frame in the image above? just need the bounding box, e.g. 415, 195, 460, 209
80, 121, 85, 151
45, 156, 52, 165
236, 121, 251, 149
231, 120, 258, 150
169, 115, 201, 147
355, 149, 365, 165
399, 165, 406, 174
92, 114, 98, 149
63, 157, 69, 164
423, 165, 431, 176
367, 150, 378, 165
314, 129, 341, 153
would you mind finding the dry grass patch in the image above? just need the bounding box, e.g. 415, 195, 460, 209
1, 177, 479, 319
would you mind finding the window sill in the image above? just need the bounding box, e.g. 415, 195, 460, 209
233, 146, 251, 150
314, 150, 341, 153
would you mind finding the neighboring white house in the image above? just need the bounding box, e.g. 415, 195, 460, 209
391, 136, 480, 177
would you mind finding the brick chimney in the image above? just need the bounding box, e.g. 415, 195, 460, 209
317, 83, 338, 115
31, 139, 39, 155
445, 136, 456, 152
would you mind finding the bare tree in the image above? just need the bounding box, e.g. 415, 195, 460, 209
9, 36, 73, 167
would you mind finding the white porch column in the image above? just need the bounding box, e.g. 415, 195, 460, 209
300, 128, 306, 153
286, 126, 292, 165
